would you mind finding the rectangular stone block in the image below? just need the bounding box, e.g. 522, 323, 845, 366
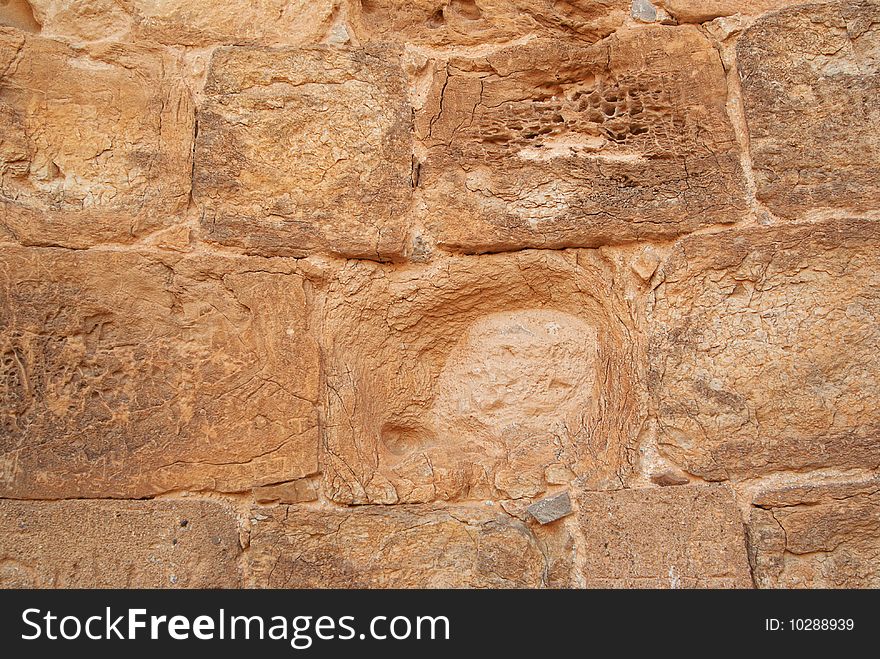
0, 247, 319, 498
247, 503, 546, 588
649, 218, 880, 481
321, 249, 644, 504
413, 25, 745, 253
194, 45, 412, 258
575, 485, 753, 588
738, 1, 880, 218
0, 30, 194, 247
0, 499, 241, 588
749, 479, 880, 588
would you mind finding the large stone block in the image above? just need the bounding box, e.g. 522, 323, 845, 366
27, 0, 337, 46
247, 503, 546, 588
749, 479, 880, 588
0, 499, 241, 588
738, 1, 880, 218
194, 46, 412, 258
649, 219, 880, 481
321, 249, 644, 504
0, 247, 319, 498
413, 25, 745, 253
347, 0, 628, 47
0, 30, 194, 247
575, 484, 753, 588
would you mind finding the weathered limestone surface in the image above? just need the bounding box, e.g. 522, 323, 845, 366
655, 1, 801, 23
21, 0, 337, 45
738, 1, 880, 218
248, 503, 547, 588
0, 29, 194, 247
348, 0, 629, 46
321, 249, 645, 504
0, 499, 241, 587
247, 484, 751, 588
414, 25, 746, 253
194, 45, 412, 258
6, 0, 825, 56
649, 218, 880, 481
749, 479, 880, 588
0, 0, 877, 590
0, 247, 319, 498
18, 0, 630, 47
0, 0, 41, 32
575, 485, 753, 588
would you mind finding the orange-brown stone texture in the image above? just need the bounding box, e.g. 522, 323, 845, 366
1, 0, 878, 588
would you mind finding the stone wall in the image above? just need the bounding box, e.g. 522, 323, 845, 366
1, 0, 878, 588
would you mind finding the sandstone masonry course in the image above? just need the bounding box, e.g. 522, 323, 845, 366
1, 0, 878, 588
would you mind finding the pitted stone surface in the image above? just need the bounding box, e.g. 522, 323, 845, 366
0, 247, 319, 498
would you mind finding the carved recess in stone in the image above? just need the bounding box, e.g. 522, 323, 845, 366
321, 249, 644, 504
194, 46, 412, 258
0, 29, 194, 247
413, 25, 745, 253
0, 248, 319, 498
738, 1, 880, 218
347, 0, 629, 47
649, 218, 880, 481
